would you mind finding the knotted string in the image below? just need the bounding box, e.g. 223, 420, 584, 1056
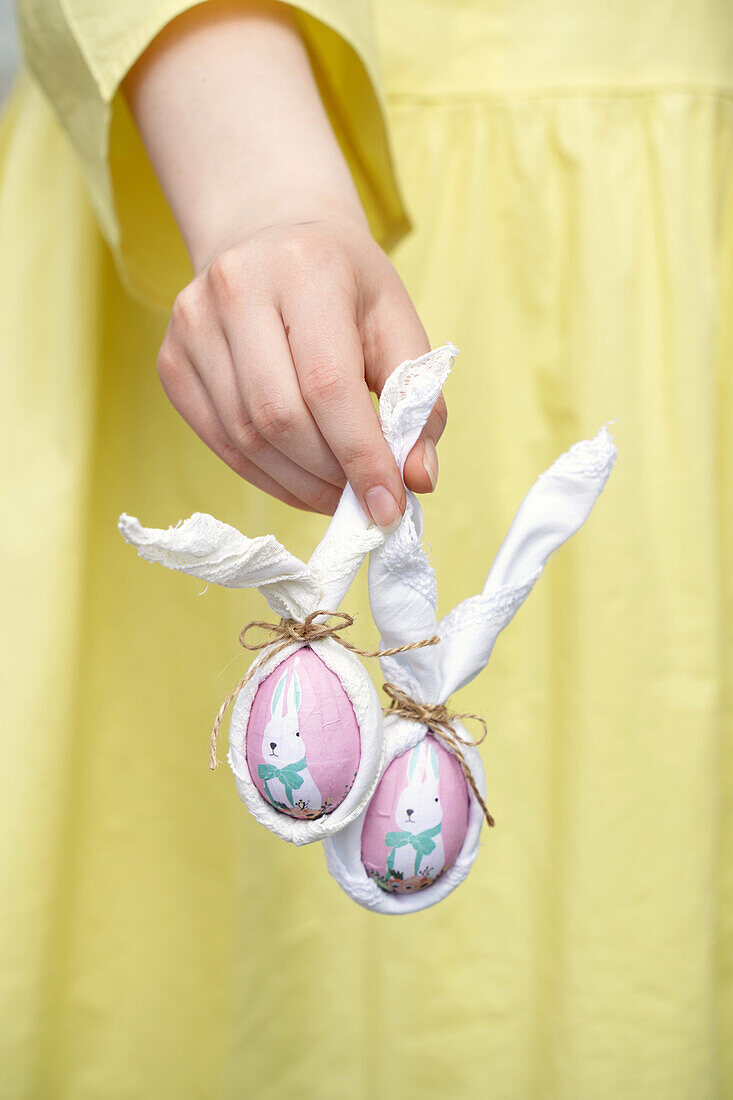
381, 683, 495, 828
210, 610, 440, 770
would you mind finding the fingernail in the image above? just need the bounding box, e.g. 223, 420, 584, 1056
423, 438, 439, 491
364, 485, 402, 532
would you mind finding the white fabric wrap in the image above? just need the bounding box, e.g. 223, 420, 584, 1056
118, 344, 457, 845
323, 427, 618, 912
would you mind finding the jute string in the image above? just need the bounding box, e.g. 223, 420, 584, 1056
209, 610, 440, 770
382, 683, 495, 828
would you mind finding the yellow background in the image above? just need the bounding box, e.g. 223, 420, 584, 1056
2, 1, 732, 1096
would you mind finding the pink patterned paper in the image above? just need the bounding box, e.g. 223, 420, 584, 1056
361, 736, 469, 893
245, 647, 361, 819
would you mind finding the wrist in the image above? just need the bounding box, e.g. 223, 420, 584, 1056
188, 194, 371, 273
127, 2, 371, 275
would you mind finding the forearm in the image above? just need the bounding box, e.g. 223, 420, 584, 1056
124, 0, 368, 271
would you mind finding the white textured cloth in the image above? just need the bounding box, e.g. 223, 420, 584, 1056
324, 426, 618, 912
118, 345, 457, 844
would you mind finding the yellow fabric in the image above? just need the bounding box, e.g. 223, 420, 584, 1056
2, 2, 733, 1098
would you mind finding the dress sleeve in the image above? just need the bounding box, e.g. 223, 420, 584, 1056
16, 0, 410, 310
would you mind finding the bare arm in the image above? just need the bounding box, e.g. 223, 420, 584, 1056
125, 0, 444, 525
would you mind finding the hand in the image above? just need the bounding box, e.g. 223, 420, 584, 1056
157, 216, 445, 523
125, 1, 445, 523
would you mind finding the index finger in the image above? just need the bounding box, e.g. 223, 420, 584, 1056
284, 295, 406, 530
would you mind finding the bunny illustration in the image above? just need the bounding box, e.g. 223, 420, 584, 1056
258, 660, 323, 816
386, 741, 445, 882
118, 344, 458, 846
324, 425, 618, 913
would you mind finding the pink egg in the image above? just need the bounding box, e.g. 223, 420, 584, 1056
245, 647, 361, 820
361, 735, 469, 893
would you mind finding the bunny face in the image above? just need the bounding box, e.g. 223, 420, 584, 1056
261, 663, 304, 768
245, 648, 362, 820
394, 741, 442, 833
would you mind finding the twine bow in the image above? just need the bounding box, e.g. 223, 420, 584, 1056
210, 610, 440, 770
381, 683, 495, 828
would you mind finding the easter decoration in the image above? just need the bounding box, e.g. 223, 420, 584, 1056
118, 343, 457, 845
324, 425, 618, 913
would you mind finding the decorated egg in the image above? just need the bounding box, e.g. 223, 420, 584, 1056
361, 735, 469, 893
245, 647, 361, 820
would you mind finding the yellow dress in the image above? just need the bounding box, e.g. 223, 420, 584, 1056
2, 1, 732, 1097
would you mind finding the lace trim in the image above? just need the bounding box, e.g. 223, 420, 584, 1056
379, 344, 457, 454
439, 571, 541, 640
545, 426, 617, 481
376, 506, 438, 608
117, 512, 319, 617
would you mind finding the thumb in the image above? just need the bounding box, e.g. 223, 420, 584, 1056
402, 396, 447, 495
364, 288, 446, 494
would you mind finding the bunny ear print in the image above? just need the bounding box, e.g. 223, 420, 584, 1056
428, 742, 439, 779
288, 667, 302, 714
118, 512, 317, 619
407, 743, 423, 781
271, 671, 288, 718
437, 427, 617, 700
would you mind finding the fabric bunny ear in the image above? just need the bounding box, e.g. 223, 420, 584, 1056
271, 669, 288, 717
437, 427, 618, 701
308, 342, 457, 613
363, 344, 458, 701
368, 493, 441, 702
118, 511, 317, 619
117, 497, 377, 623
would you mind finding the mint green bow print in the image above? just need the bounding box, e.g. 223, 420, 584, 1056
385, 823, 442, 877
258, 756, 308, 807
